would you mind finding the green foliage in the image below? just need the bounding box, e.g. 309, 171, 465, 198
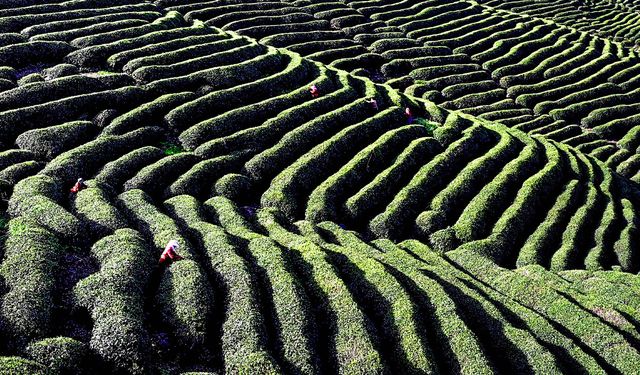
0, 219, 62, 348
0, 356, 49, 374
160, 141, 184, 156
26, 337, 89, 375
74, 229, 154, 374
1, 4, 640, 373
413, 117, 438, 135
117, 189, 212, 352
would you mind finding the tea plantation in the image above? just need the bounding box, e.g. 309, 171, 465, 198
1, 0, 640, 374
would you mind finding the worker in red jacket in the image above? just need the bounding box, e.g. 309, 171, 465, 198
405, 107, 414, 124
70, 178, 87, 193
310, 84, 319, 98
159, 240, 183, 267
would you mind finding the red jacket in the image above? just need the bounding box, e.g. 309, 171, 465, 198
310, 85, 319, 98
70, 181, 86, 193
159, 246, 183, 266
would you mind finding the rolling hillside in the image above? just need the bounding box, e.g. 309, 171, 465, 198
0, 0, 639, 374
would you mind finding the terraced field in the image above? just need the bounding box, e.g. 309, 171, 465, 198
0, 0, 640, 374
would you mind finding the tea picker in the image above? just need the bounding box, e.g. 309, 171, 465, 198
70, 178, 87, 193
159, 240, 183, 266
405, 107, 414, 124
310, 84, 319, 98
367, 98, 378, 111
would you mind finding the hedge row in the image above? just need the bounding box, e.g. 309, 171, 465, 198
0, 32, 25, 47
465, 20, 561, 60
377, 240, 493, 374
167, 51, 311, 135
0, 40, 73, 68
583, 166, 619, 270
448, 249, 640, 373
382, 54, 469, 78
312, 221, 438, 373
8, 174, 83, 242
235, 20, 331, 40
532, 83, 620, 117
0, 149, 33, 172
345, 137, 441, 226
69, 10, 185, 49
507, 54, 614, 106
257, 208, 384, 374
16, 121, 98, 160
550, 90, 640, 124
40, 63, 77, 79
490, 38, 570, 81
262, 107, 405, 219
41, 125, 162, 185
0, 3, 157, 32
418, 251, 560, 373
517, 179, 582, 267
393, 241, 600, 373
131, 39, 261, 82
306, 125, 426, 223
163, 195, 280, 373
33, 18, 151, 43
74, 229, 153, 374
0, 160, 43, 185
498, 42, 584, 87
165, 150, 252, 199
65, 23, 209, 68
550, 153, 602, 270
307, 45, 369, 65
184, 2, 290, 22
122, 35, 240, 75
146, 46, 284, 95
0, 218, 62, 348
0, 357, 48, 374
441, 88, 506, 111
453, 136, 543, 244
103, 91, 196, 135
418, 18, 521, 48
178, 61, 328, 150
484, 141, 567, 264
418, 15, 522, 47
221, 13, 315, 32
370, 125, 497, 240
0, 85, 146, 144
93, 146, 164, 190
613, 199, 640, 272
472, 22, 555, 67
25, 337, 89, 375
416, 71, 489, 92
116, 189, 212, 352
124, 152, 200, 198
261, 30, 345, 48
417, 131, 521, 245
107, 31, 222, 70
586, 103, 640, 131
0, 75, 114, 112
206, 7, 301, 27
287, 39, 359, 56
21, 10, 162, 38
381, 46, 451, 60
202, 196, 262, 241
72, 185, 127, 239
193, 70, 356, 159
244, 76, 376, 183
